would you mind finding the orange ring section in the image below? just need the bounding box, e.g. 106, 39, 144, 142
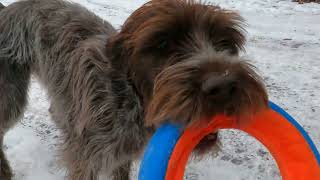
165, 108, 320, 180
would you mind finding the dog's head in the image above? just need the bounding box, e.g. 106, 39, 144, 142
108, 0, 268, 127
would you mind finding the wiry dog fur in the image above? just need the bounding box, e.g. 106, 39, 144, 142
0, 0, 268, 179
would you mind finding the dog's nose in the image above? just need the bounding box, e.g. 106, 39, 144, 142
202, 75, 237, 98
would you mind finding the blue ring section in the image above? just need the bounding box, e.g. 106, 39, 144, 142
269, 101, 320, 165
138, 123, 182, 180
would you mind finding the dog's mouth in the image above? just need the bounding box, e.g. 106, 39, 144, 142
145, 54, 268, 127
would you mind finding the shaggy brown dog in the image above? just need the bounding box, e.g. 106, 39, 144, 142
0, 0, 268, 179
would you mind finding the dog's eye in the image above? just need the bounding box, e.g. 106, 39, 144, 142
215, 39, 238, 55
157, 41, 168, 49
216, 39, 229, 48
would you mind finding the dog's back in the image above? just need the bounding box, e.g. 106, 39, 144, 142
0, 0, 115, 63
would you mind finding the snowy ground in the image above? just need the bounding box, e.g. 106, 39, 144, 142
1, 0, 319, 179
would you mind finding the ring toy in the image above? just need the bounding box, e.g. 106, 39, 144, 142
138, 101, 320, 180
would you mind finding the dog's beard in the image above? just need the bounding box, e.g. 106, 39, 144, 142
145, 52, 268, 127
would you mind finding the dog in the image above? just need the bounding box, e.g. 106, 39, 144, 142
0, 0, 268, 179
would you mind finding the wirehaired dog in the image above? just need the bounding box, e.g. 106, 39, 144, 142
0, 0, 268, 179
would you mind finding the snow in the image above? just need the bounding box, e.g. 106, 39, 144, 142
1, 0, 319, 179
